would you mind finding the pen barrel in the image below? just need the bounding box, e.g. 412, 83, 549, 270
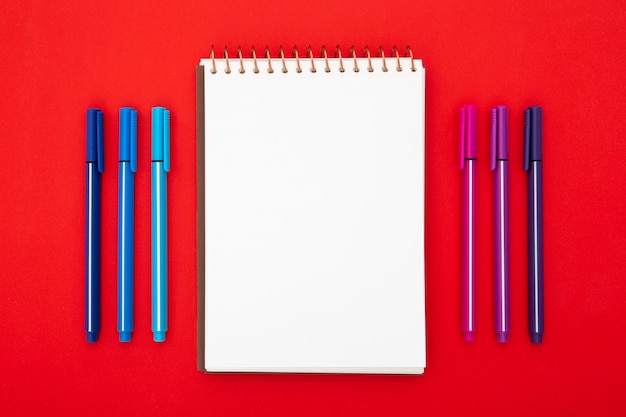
118, 162, 135, 340
85, 163, 101, 342
461, 160, 477, 341
494, 160, 510, 341
152, 161, 168, 341
528, 161, 544, 342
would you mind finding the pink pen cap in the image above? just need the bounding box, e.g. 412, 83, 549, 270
459, 105, 478, 169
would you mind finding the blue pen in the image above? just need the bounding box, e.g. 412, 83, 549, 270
524, 106, 544, 344
85, 108, 103, 343
118, 108, 137, 342
151, 107, 170, 342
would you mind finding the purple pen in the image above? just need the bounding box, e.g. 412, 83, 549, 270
459, 105, 477, 342
524, 106, 544, 344
490, 106, 510, 343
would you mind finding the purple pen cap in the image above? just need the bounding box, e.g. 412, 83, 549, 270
459, 105, 478, 170
490, 106, 509, 170
523, 106, 542, 171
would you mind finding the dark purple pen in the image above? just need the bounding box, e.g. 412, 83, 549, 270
490, 106, 510, 343
523, 106, 544, 344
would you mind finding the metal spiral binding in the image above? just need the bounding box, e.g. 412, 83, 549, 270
209, 45, 417, 74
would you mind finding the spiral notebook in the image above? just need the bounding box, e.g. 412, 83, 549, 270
197, 45, 425, 374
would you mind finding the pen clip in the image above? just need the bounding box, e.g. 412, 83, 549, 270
163, 109, 170, 173
490, 108, 497, 171
96, 110, 104, 173
130, 110, 137, 173
523, 108, 531, 171
459, 107, 466, 170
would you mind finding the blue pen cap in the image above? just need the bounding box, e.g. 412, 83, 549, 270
119, 107, 138, 172
523, 106, 543, 171
152, 107, 170, 172
86, 109, 104, 173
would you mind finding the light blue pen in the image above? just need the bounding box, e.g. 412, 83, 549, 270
151, 107, 170, 342
118, 107, 137, 342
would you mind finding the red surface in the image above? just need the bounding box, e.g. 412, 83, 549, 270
1, 1, 625, 415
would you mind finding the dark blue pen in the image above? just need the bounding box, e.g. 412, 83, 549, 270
85, 108, 103, 343
523, 106, 544, 344
118, 108, 137, 342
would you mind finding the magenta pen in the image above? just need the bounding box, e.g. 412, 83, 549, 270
490, 106, 510, 343
459, 105, 477, 342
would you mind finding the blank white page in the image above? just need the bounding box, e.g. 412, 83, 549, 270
200, 56, 425, 374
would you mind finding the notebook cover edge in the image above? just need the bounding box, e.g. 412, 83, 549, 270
196, 64, 206, 372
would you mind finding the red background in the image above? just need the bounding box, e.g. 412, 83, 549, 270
1, 1, 625, 415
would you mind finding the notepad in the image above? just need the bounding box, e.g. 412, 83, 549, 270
197, 46, 425, 374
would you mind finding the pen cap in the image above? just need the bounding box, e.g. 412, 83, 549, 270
152, 107, 170, 172
523, 106, 543, 171
459, 105, 477, 170
86, 108, 104, 173
490, 105, 509, 170
119, 107, 138, 172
